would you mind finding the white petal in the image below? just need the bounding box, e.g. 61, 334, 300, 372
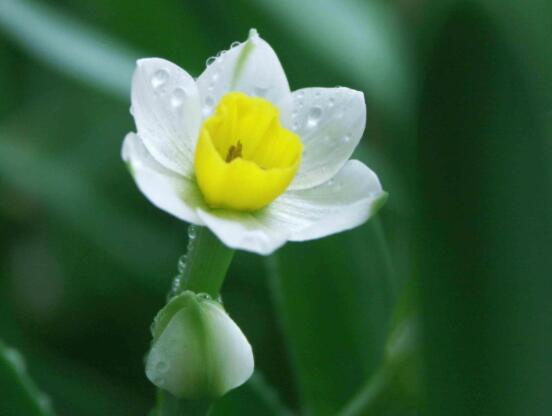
265, 160, 386, 241
196, 161, 384, 254
122, 132, 203, 225
196, 209, 289, 256
196, 30, 291, 120
287, 87, 366, 190
203, 300, 254, 394
131, 58, 201, 176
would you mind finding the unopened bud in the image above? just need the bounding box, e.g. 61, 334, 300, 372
145, 291, 254, 399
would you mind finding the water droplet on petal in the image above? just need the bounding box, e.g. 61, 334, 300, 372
206, 56, 217, 67
170, 88, 187, 108
296, 91, 304, 100
342, 134, 352, 144
151, 69, 169, 89
188, 226, 198, 240
203, 96, 215, 116
230, 41, 241, 49
307, 106, 323, 127
328, 97, 335, 107
253, 85, 270, 97
211, 71, 220, 82
249, 28, 260, 44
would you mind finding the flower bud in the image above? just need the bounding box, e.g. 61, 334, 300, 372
145, 291, 254, 399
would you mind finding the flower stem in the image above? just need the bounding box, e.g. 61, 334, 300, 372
155, 390, 212, 416
177, 225, 235, 298
155, 225, 234, 415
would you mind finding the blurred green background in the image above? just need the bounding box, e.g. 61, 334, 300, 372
1, 0, 551, 415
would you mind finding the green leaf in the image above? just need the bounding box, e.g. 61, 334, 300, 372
416, 2, 552, 415
268, 218, 396, 415
0, 0, 138, 99
248, 0, 414, 121
0, 134, 179, 291
0, 340, 56, 416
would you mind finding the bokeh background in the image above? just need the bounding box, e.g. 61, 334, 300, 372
1, 0, 551, 415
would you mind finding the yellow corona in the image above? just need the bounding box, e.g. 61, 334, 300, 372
194, 92, 303, 211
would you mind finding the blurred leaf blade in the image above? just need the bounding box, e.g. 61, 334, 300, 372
249, 0, 414, 120
0, 134, 179, 291
416, 2, 552, 415
0, 0, 139, 99
267, 219, 396, 415
0, 340, 57, 416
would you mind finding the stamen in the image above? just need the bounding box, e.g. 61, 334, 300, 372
225, 141, 243, 163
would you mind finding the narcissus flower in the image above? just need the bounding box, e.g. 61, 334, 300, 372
146, 291, 253, 399
123, 29, 386, 255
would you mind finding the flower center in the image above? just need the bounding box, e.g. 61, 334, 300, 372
194, 92, 302, 211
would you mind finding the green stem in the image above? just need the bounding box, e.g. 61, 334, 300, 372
155, 225, 235, 416
178, 225, 235, 298
155, 390, 211, 416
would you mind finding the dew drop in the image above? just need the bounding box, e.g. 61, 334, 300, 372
249, 28, 260, 44
230, 41, 241, 49
156, 360, 168, 373
342, 134, 352, 144
203, 96, 215, 116
170, 88, 187, 108
211, 71, 220, 82
151, 69, 169, 89
188, 225, 198, 240
167, 275, 181, 300
253, 85, 269, 97
206, 56, 217, 67
307, 106, 323, 127
296, 91, 305, 100
177, 255, 188, 274
197, 292, 212, 301
328, 97, 335, 107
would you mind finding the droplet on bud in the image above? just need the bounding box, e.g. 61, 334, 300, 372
151, 69, 169, 89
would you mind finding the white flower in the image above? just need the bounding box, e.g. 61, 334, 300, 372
146, 291, 254, 399
122, 29, 386, 255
